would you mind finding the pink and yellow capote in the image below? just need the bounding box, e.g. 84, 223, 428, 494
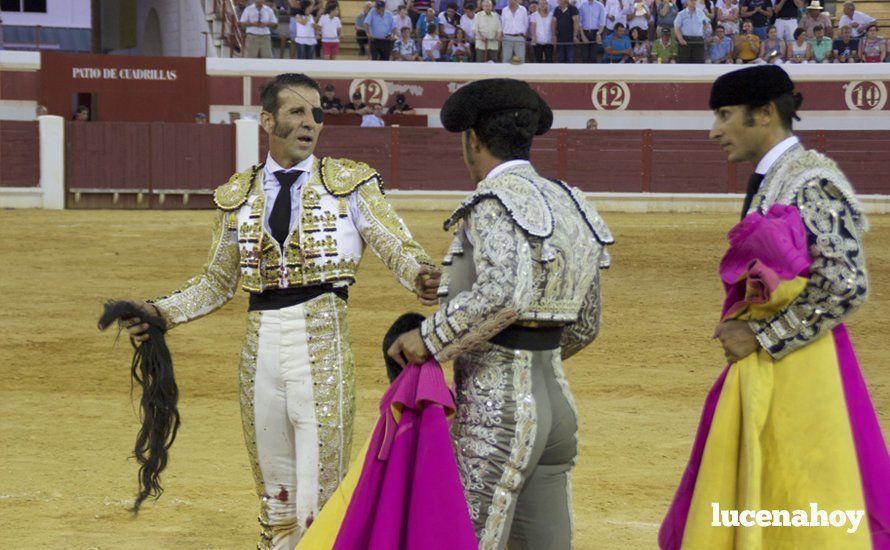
660, 204, 890, 549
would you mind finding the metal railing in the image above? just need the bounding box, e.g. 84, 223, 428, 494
212, 0, 245, 57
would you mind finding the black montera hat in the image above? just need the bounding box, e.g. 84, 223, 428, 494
440, 78, 553, 135
709, 65, 798, 110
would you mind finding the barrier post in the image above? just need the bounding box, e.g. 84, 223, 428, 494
235, 118, 260, 171
38, 115, 65, 210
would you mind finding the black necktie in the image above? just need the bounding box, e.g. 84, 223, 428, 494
740, 172, 765, 220
270, 170, 302, 246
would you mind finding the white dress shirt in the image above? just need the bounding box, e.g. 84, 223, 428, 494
241, 3, 277, 35
501, 4, 530, 35
755, 135, 799, 175
262, 153, 314, 235
838, 10, 876, 39
604, 0, 631, 30
460, 13, 477, 41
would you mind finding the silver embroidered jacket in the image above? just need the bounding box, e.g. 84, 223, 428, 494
747, 143, 869, 359
152, 157, 434, 327
420, 163, 614, 363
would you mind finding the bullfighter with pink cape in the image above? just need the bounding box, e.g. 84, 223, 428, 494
660, 65, 890, 549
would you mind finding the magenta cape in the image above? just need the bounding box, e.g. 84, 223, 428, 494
659, 204, 890, 549
333, 359, 477, 550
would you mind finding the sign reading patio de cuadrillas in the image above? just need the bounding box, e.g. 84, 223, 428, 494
72, 67, 179, 81
41, 52, 206, 122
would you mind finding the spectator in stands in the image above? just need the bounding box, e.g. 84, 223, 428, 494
838, 1, 874, 39
321, 84, 345, 114
603, 22, 633, 61
74, 106, 90, 121
733, 19, 760, 62
657, 0, 680, 37
801, 1, 833, 39
241, 0, 278, 58
759, 25, 785, 63
365, 0, 398, 59
772, 0, 804, 43
361, 104, 386, 127
674, 0, 707, 63
832, 24, 859, 62
786, 27, 813, 62
36, 105, 49, 117
716, 0, 740, 37
586, 118, 599, 129
740, 0, 771, 39
422, 23, 445, 59
554, 0, 580, 62
346, 92, 371, 114
194, 113, 209, 124
578, 0, 605, 63
394, 5, 413, 33
438, 3, 461, 37
473, 0, 501, 61
388, 93, 417, 113
858, 23, 886, 62
629, 26, 651, 61
605, 0, 632, 36
810, 24, 832, 62
500, 0, 529, 63
317, 5, 342, 59
628, 1, 651, 35
530, 0, 556, 62
393, 25, 423, 58
706, 24, 734, 62
416, 7, 437, 38
228, 111, 241, 124
290, 4, 318, 59
651, 26, 679, 61
448, 27, 473, 59
355, 1, 372, 55
460, 4, 477, 59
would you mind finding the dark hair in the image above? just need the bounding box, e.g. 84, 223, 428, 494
382, 313, 426, 382
77, 105, 89, 113
715, 24, 725, 31
446, 1, 458, 9
614, 22, 625, 31
793, 27, 806, 39
472, 109, 539, 160
813, 24, 823, 32
260, 73, 321, 116
745, 92, 804, 131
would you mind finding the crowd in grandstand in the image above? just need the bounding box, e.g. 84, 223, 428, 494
235, 0, 886, 62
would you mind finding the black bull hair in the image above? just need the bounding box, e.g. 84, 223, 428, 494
98, 300, 180, 514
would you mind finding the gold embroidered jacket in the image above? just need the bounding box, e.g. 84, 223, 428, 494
747, 143, 869, 359
153, 157, 434, 327
420, 163, 613, 363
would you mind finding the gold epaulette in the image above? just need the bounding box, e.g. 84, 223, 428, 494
213, 164, 263, 211
319, 157, 382, 197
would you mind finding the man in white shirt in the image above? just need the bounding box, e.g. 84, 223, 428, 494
837, 1, 875, 39
361, 104, 387, 126
473, 0, 502, 61
603, 0, 631, 34
460, 4, 477, 45
240, 0, 278, 58
500, 0, 529, 62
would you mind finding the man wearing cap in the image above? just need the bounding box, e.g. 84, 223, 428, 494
120, 73, 438, 549
659, 64, 890, 549
387, 78, 613, 549
365, 0, 399, 60
674, 0, 707, 63
838, 1, 875, 39
801, 0, 833, 39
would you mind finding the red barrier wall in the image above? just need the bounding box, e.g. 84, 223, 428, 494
66, 122, 234, 208
0, 121, 40, 187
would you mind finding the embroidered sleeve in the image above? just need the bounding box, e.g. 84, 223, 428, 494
351, 179, 435, 291
150, 210, 241, 329
420, 199, 535, 363
750, 179, 868, 359
560, 265, 602, 361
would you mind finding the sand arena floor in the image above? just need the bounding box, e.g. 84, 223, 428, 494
1, 208, 888, 549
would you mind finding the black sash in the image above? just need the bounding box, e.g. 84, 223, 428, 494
248, 285, 348, 311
